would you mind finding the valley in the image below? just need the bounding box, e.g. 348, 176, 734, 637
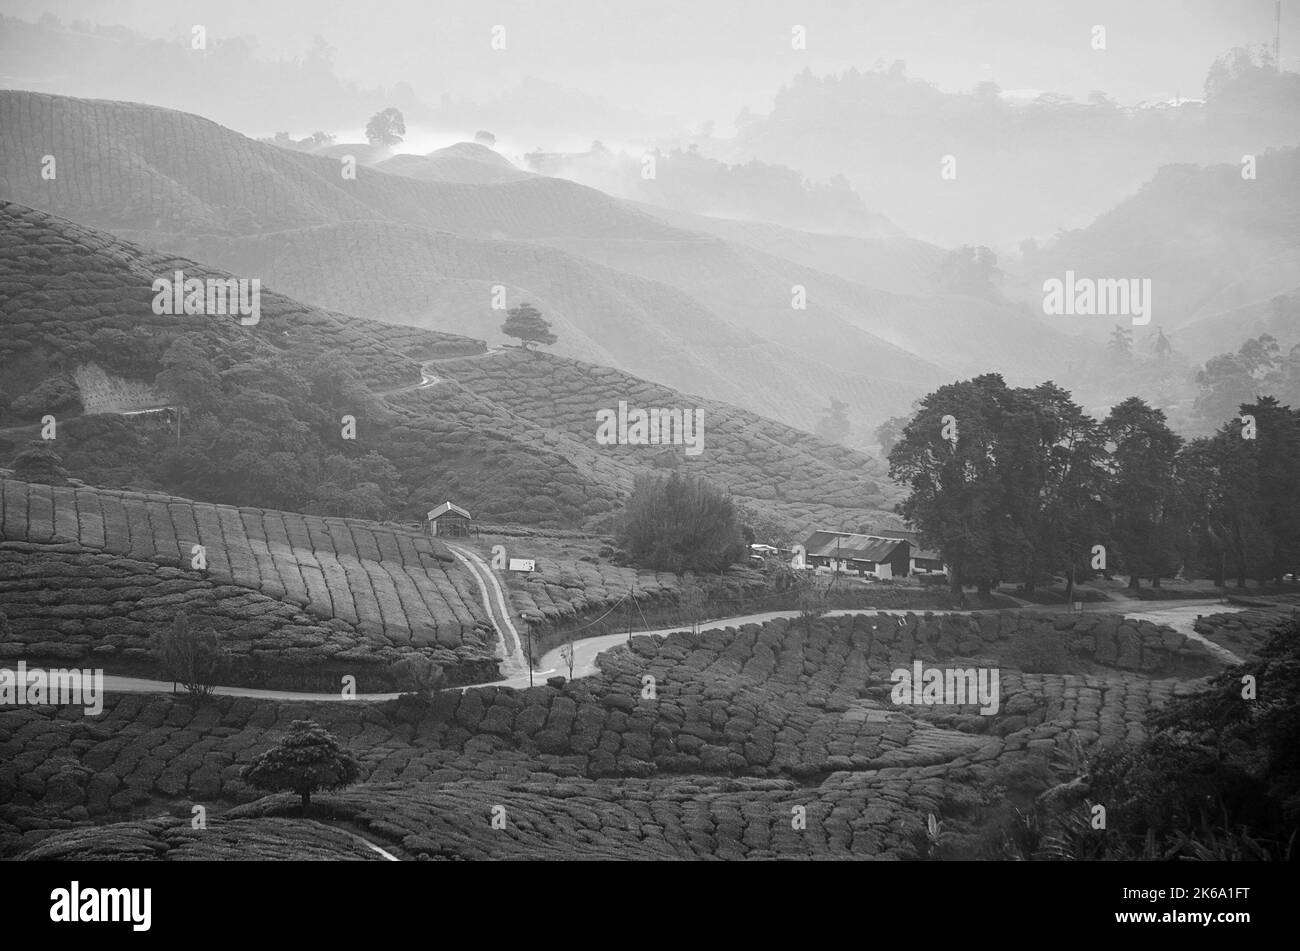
1, 9, 1298, 873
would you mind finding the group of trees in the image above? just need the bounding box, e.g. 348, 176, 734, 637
888, 374, 1300, 596
264, 130, 336, 151
617, 471, 745, 573
930, 246, 1003, 300
145, 333, 400, 518
1195, 332, 1300, 430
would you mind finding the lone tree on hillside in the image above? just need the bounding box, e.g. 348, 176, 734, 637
149, 612, 228, 700
11, 443, 69, 486
617, 471, 744, 572
814, 398, 851, 443
365, 107, 406, 147
501, 303, 558, 350
241, 720, 361, 815
474, 130, 497, 147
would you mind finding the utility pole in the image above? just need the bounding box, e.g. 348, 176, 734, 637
1276, 0, 1282, 71
628, 581, 635, 643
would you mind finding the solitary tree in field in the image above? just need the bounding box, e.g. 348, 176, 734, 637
241, 720, 361, 815
814, 398, 851, 443
149, 612, 228, 700
559, 641, 576, 679
474, 130, 497, 147
501, 303, 557, 350
365, 107, 406, 147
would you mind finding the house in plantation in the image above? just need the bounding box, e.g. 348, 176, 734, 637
871, 528, 947, 576
425, 501, 473, 538
801, 530, 911, 580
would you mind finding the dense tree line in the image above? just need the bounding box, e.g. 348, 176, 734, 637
888, 374, 1300, 595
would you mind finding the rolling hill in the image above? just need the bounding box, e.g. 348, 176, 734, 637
374, 143, 534, 184
0, 199, 900, 535
0, 90, 1080, 443
1014, 148, 1300, 358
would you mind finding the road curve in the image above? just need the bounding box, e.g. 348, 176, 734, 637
11, 598, 1240, 703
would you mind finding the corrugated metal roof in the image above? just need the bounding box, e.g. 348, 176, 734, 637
866, 527, 942, 563
427, 501, 471, 521
802, 531, 906, 562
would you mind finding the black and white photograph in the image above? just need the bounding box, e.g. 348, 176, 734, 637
0, 0, 1296, 924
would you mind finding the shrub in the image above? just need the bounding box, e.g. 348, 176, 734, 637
617, 471, 744, 573
149, 613, 228, 700
11, 443, 69, 485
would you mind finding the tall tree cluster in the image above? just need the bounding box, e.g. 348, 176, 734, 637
617, 471, 744, 573
889, 374, 1300, 594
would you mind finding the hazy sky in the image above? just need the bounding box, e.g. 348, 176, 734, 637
4, 0, 1296, 124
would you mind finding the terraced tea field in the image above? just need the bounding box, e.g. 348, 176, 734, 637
0, 476, 499, 683
0, 200, 897, 533
0, 610, 1221, 859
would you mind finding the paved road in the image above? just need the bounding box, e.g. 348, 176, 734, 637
375, 347, 506, 397
4, 599, 1242, 703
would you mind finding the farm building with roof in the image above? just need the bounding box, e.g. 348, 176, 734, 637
425, 501, 473, 538
801, 530, 912, 579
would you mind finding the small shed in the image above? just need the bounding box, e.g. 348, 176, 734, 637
425, 501, 472, 538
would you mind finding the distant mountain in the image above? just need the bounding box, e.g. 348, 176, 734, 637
5, 90, 1047, 444
523, 145, 896, 239
1172, 292, 1300, 361
1016, 148, 1300, 358
726, 59, 1300, 246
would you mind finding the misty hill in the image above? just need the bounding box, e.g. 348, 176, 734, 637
630, 202, 947, 298
376, 143, 533, 184
1016, 148, 1300, 359
727, 58, 1300, 246
0, 200, 899, 534
1174, 293, 1300, 360
1, 89, 1020, 441
524, 144, 897, 238
0, 13, 427, 136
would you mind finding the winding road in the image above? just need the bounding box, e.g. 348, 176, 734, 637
4, 598, 1243, 703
